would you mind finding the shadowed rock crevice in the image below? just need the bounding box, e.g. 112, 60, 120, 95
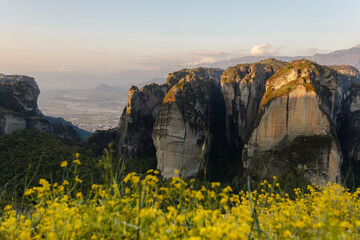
220, 59, 287, 149
338, 83, 360, 187
116, 84, 169, 158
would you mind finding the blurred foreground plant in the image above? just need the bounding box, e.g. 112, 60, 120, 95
1, 153, 360, 239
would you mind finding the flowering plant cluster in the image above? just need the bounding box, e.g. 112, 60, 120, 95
1, 158, 360, 239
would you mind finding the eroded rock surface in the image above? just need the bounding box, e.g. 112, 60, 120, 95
329, 65, 360, 101
115, 59, 360, 184
117, 84, 169, 157
243, 60, 343, 185
0, 74, 41, 116
152, 68, 223, 178
0, 74, 80, 140
220, 58, 286, 147
338, 83, 360, 166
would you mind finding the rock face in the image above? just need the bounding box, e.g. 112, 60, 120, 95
152, 68, 223, 178
338, 83, 360, 165
80, 128, 118, 149
332, 66, 360, 172
0, 74, 41, 116
220, 58, 286, 147
117, 84, 169, 157
243, 60, 344, 185
0, 74, 80, 140
329, 65, 360, 102
115, 59, 360, 184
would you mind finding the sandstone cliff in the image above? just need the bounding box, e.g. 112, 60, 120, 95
243, 60, 343, 185
152, 68, 223, 178
117, 67, 223, 161
0, 74, 41, 116
338, 83, 360, 171
0, 74, 80, 141
220, 58, 286, 148
329, 65, 360, 99
114, 59, 360, 185
166, 67, 223, 85
117, 84, 168, 157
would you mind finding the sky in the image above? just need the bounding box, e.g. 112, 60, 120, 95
1, 0, 360, 89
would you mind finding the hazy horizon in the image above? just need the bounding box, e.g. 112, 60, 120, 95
1, 0, 360, 89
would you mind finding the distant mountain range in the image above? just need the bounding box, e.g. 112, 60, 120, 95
94, 77, 165, 93
205, 45, 360, 70
307, 45, 360, 69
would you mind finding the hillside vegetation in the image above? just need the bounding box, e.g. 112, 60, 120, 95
0, 130, 103, 204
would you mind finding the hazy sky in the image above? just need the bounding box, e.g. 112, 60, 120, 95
1, 0, 360, 88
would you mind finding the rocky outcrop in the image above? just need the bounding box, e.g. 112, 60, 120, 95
243, 60, 344, 185
80, 128, 118, 149
220, 58, 286, 147
0, 74, 80, 141
117, 67, 223, 160
26, 117, 80, 140
152, 68, 223, 178
329, 65, 360, 101
338, 83, 360, 165
0, 110, 27, 135
117, 84, 169, 157
0, 74, 41, 116
331, 66, 360, 170
166, 67, 223, 85
114, 59, 360, 184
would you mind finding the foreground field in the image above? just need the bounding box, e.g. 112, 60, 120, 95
1, 166, 360, 239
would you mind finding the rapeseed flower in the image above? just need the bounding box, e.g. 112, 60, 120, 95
0, 170, 359, 239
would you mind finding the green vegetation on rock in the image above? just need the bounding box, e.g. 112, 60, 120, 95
260, 80, 316, 108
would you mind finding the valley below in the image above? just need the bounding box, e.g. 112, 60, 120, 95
38, 87, 127, 132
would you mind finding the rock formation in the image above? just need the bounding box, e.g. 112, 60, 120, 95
338, 83, 360, 166
117, 67, 223, 162
80, 128, 118, 149
220, 58, 286, 148
243, 60, 344, 185
114, 59, 360, 185
329, 65, 360, 101
331, 66, 360, 176
152, 68, 223, 178
0, 74, 80, 140
0, 74, 41, 116
117, 84, 169, 157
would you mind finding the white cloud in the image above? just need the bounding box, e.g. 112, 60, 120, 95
192, 50, 225, 56
189, 57, 218, 66
295, 47, 332, 56
306, 47, 319, 54
250, 43, 279, 56
186, 49, 246, 66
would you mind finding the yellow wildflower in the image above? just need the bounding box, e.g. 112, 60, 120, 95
61, 161, 68, 167
211, 182, 220, 188
75, 177, 83, 183
283, 230, 291, 238
76, 192, 83, 199
73, 159, 81, 165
